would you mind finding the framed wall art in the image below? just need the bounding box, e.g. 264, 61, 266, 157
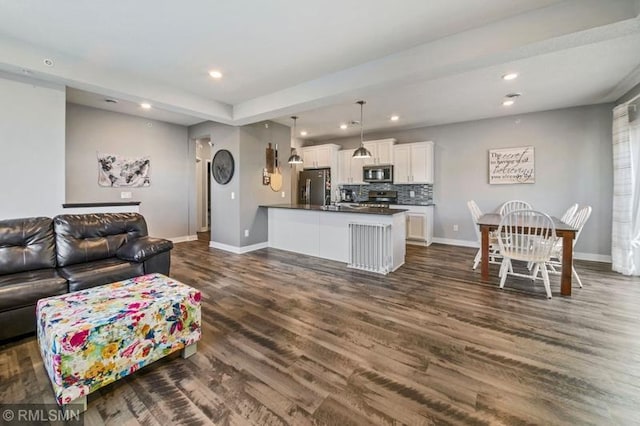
212, 149, 234, 185
97, 153, 150, 187
488, 146, 534, 184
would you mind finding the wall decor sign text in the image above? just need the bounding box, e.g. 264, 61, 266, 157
488, 146, 535, 184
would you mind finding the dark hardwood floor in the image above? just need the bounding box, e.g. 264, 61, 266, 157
2, 240, 640, 425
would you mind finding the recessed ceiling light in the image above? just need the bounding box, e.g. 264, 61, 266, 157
502, 72, 518, 81
300, 131, 308, 136
390, 115, 399, 121
340, 124, 348, 130
140, 103, 152, 109
209, 70, 223, 79
502, 92, 521, 106
43, 58, 54, 67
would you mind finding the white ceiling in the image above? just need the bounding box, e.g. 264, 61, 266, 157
277, 33, 640, 140
66, 88, 204, 126
0, 0, 639, 135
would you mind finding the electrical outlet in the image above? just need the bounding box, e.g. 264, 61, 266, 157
231, 192, 235, 200
409, 190, 415, 198
120, 191, 132, 199
281, 191, 286, 198
453, 224, 459, 232
244, 229, 249, 237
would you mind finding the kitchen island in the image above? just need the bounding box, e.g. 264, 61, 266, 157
262, 204, 407, 274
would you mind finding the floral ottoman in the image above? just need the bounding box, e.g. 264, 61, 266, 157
36, 273, 201, 410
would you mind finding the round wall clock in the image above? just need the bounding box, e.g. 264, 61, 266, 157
212, 149, 234, 185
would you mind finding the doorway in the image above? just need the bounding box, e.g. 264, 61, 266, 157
206, 159, 211, 230
195, 137, 212, 235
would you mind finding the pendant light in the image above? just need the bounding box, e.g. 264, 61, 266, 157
352, 100, 372, 159
287, 116, 303, 164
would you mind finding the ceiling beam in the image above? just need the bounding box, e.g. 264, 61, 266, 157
232, 0, 640, 124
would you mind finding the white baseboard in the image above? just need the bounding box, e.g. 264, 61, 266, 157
198, 227, 209, 233
573, 252, 612, 263
431, 237, 611, 263
432, 237, 479, 248
170, 235, 198, 244
209, 241, 268, 254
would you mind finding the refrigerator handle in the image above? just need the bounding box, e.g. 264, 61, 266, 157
305, 178, 311, 205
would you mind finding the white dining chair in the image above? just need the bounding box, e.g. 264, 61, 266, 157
528, 203, 577, 274
544, 206, 592, 288
497, 210, 556, 299
560, 203, 579, 223
467, 200, 501, 269
499, 200, 533, 216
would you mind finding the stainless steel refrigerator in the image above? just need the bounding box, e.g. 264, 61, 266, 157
298, 168, 331, 205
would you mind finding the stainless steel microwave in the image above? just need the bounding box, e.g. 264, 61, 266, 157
363, 165, 393, 183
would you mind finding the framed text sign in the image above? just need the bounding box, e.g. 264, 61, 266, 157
488, 146, 535, 184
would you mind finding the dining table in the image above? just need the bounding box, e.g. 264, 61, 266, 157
476, 213, 578, 296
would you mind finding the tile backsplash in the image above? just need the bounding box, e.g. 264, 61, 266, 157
340, 183, 433, 205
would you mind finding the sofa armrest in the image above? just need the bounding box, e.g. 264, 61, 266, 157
116, 237, 173, 263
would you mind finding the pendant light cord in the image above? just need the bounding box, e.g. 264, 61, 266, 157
292, 116, 297, 147
360, 102, 364, 147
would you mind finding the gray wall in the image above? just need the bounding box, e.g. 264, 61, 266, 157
188, 120, 293, 248
239, 122, 292, 247
65, 103, 190, 239
189, 121, 241, 246
305, 104, 614, 257
0, 73, 66, 220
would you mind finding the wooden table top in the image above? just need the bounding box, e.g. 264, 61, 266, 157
477, 213, 577, 232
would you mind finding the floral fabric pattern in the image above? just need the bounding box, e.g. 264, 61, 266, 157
37, 273, 201, 405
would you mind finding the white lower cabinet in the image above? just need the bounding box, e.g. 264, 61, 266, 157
407, 213, 427, 240
392, 205, 433, 246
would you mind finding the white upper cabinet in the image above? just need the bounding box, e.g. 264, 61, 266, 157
301, 144, 340, 169
337, 149, 367, 184
393, 141, 434, 184
302, 147, 317, 169
376, 140, 394, 165
315, 145, 334, 168
351, 157, 367, 184
300, 144, 341, 202
393, 144, 411, 184
362, 139, 395, 165
337, 150, 351, 184
410, 142, 433, 183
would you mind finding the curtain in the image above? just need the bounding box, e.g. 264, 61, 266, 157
630, 118, 640, 272
612, 104, 640, 275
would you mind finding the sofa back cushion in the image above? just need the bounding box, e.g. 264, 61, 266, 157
0, 217, 57, 275
54, 213, 148, 267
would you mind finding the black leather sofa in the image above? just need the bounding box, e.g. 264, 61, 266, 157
0, 213, 173, 340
